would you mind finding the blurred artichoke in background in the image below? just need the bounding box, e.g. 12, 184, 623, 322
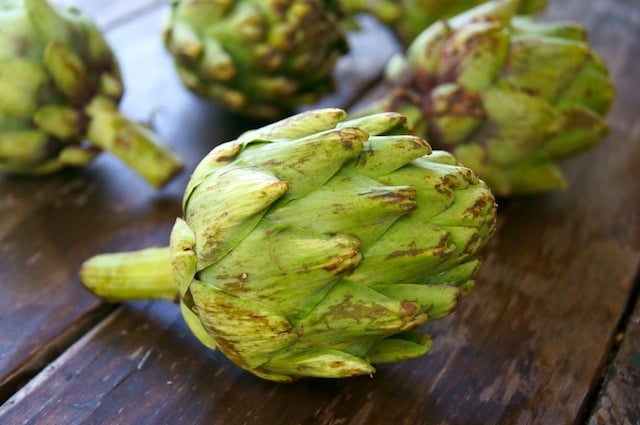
163, 0, 348, 120
82, 108, 497, 382
340, 0, 548, 47
354, 0, 615, 196
0, 0, 183, 187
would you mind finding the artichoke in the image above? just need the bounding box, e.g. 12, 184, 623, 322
81, 108, 497, 382
340, 0, 548, 47
0, 0, 182, 187
353, 0, 615, 196
163, 0, 348, 120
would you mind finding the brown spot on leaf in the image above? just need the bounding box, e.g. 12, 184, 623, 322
114, 134, 131, 149
400, 300, 418, 316
465, 196, 490, 218
215, 154, 236, 162
386, 246, 427, 260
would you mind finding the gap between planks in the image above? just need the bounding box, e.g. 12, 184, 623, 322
0, 306, 126, 417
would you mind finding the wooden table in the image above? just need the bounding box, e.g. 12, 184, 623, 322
1, 0, 638, 423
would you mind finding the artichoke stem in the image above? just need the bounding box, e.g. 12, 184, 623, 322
85, 97, 183, 188
81, 246, 178, 302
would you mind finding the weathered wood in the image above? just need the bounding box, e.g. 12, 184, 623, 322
0, 4, 221, 402
588, 291, 640, 425
0, 1, 395, 407
0, 0, 638, 423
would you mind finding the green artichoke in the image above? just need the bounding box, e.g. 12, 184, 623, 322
0, 0, 182, 187
163, 0, 348, 120
341, 0, 548, 47
354, 0, 615, 196
81, 108, 497, 382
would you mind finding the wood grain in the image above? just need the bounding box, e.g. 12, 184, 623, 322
587, 290, 640, 425
0, 4, 229, 402
0, 0, 638, 424
0, 0, 395, 408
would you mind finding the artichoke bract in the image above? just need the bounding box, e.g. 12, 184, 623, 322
81, 108, 497, 382
0, 0, 182, 187
341, 0, 548, 47
354, 0, 615, 196
163, 0, 348, 120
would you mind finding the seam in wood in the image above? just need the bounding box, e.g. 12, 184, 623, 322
577, 267, 640, 425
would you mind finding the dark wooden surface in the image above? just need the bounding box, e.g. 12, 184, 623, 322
0, 0, 638, 424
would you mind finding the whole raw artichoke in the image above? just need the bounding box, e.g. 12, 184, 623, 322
0, 0, 182, 187
163, 0, 348, 120
81, 108, 497, 382
341, 0, 548, 47
354, 0, 615, 196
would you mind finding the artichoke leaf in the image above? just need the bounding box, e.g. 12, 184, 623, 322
189, 279, 296, 369
186, 165, 288, 270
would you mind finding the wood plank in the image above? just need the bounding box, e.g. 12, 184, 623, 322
0, 0, 639, 424
588, 291, 640, 425
0, 4, 221, 402
0, 1, 395, 406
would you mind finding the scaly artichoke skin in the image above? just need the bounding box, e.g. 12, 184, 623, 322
163, 0, 349, 120
0, 0, 182, 187
340, 0, 548, 47
81, 108, 496, 382
357, 0, 615, 197
170, 108, 497, 381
